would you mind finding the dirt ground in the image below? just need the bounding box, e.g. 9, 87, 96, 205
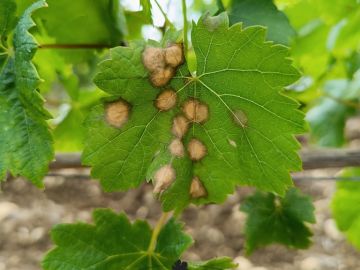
0, 168, 360, 270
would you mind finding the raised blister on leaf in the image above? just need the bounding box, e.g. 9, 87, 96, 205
155, 89, 177, 111
169, 138, 185, 157
150, 67, 174, 87
165, 44, 184, 68
142, 47, 166, 72
190, 176, 207, 198
153, 164, 176, 193
182, 99, 209, 123
105, 100, 130, 128
172, 115, 189, 138
188, 138, 207, 161
232, 109, 248, 128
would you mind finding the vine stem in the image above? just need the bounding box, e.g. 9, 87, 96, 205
38, 43, 112, 49
147, 211, 171, 253
181, 0, 188, 60
154, 0, 173, 28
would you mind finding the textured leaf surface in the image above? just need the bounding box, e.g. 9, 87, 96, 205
332, 174, 360, 250
42, 209, 193, 270
240, 188, 315, 254
0, 0, 53, 187
228, 0, 295, 45
84, 13, 305, 211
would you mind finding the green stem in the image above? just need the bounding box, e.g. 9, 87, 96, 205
181, 0, 188, 60
38, 43, 112, 49
154, 0, 173, 28
147, 211, 171, 253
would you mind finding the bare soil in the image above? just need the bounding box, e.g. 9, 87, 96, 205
0, 169, 359, 270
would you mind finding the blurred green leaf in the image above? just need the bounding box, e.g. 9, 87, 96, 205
241, 188, 315, 254
228, 0, 296, 45
306, 79, 358, 147
0, 0, 16, 46
332, 175, 360, 250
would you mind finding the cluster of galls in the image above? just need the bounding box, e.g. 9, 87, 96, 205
153, 93, 210, 200
142, 44, 184, 87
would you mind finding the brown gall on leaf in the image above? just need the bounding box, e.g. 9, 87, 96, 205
182, 99, 209, 123
142, 47, 166, 72
233, 109, 248, 128
190, 176, 207, 198
187, 138, 207, 161
105, 100, 130, 128
155, 89, 177, 111
153, 165, 176, 194
150, 67, 174, 87
169, 138, 185, 157
164, 44, 184, 68
172, 115, 189, 138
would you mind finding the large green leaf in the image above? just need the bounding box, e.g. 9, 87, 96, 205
83, 13, 305, 211
332, 172, 360, 250
241, 188, 315, 254
0, 0, 53, 187
227, 0, 296, 45
42, 209, 193, 270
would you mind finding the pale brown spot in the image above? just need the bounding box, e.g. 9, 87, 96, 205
153, 165, 176, 194
164, 44, 184, 68
172, 115, 189, 138
187, 138, 207, 161
228, 139, 237, 148
155, 89, 177, 111
169, 138, 184, 157
105, 100, 130, 128
190, 176, 207, 198
182, 99, 209, 123
142, 47, 165, 72
233, 109, 248, 127
150, 67, 174, 87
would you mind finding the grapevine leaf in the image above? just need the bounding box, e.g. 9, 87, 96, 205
84, 13, 305, 211
307, 79, 358, 147
188, 257, 237, 270
42, 209, 193, 270
332, 176, 360, 250
240, 188, 315, 254
0, 0, 53, 187
227, 0, 296, 45
0, 0, 16, 47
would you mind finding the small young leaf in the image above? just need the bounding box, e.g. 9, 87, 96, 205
332, 174, 360, 250
0, 0, 53, 187
42, 209, 193, 270
188, 257, 237, 270
241, 188, 315, 254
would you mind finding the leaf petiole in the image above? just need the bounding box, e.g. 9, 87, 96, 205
181, 0, 188, 60
147, 211, 172, 253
